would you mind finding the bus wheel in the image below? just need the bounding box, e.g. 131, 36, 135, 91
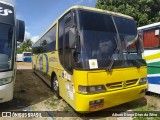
52, 76, 60, 99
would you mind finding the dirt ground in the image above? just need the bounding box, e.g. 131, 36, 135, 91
0, 62, 160, 120
16, 62, 32, 70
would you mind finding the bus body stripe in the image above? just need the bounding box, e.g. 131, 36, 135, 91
148, 76, 160, 85
147, 61, 160, 74
146, 58, 160, 64
144, 52, 160, 61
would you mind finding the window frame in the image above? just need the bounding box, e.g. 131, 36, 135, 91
32, 24, 57, 54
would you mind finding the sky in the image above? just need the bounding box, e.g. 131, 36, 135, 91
14, 0, 97, 43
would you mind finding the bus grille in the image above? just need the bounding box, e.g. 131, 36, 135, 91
106, 82, 122, 90
126, 79, 138, 87
106, 79, 138, 91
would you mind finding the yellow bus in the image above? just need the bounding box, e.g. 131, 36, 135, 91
32, 6, 147, 112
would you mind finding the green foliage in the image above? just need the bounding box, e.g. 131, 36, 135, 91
17, 39, 33, 54
96, 0, 160, 27
44, 96, 58, 107
133, 98, 158, 120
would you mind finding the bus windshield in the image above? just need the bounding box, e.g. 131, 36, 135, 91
79, 10, 140, 61
0, 24, 13, 71
113, 16, 138, 53
79, 10, 117, 60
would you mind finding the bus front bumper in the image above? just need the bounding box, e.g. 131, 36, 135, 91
0, 82, 14, 103
75, 84, 147, 112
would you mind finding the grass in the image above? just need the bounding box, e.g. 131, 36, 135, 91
62, 104, 72, 112
134, 116, 160, 120
44, 96, 58, 108
29, 106, 37, 111
133, 95, 159, 120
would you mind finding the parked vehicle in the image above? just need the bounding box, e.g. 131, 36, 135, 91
16, 54, 23, 62
0, 0, 25, 103
32, 6, 147, 112
138, 22, 160, 94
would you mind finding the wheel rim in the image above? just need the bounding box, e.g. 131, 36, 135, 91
53, 78, 58, 91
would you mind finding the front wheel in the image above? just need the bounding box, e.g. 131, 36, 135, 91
52, 76, 60, 99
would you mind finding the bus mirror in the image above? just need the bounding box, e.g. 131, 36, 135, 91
138, 36, 144, 53
69, 27, 76, 49
16, 19, 25, 43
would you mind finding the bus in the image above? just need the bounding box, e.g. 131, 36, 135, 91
16, 54, 23, 62
138, 22, 160, 94
16, 52, 32, 62
23, 52, 32, 62
0, 0, 25, 103
32, 6, 147, 112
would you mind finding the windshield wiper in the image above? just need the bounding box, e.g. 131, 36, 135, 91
134, 59, 140, 68
106, 36, 120, 71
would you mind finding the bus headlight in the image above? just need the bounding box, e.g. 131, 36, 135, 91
78, 85, 106, 94
0, 77, 12, 86
139, 78, 147, 85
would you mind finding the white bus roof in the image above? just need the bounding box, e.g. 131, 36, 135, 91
23, 52, 32, 53
138, 22, 160, 31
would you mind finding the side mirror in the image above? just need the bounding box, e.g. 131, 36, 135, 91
138, 33, 144, 53
69, 27, 76, 49
16, 19, 25, 42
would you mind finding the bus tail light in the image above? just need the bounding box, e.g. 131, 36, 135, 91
78, 85, 106, 94
0, 77, 12, 86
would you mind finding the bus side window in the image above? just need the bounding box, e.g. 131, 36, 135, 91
64, 14, 72, 49
41, 25, 56, 53
58, 11, 74, 74
64, 13, 74, 73
32, 40, 41, 54
58, 16, 65, 67
46, 25, 56, 52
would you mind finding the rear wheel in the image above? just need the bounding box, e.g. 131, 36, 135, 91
52, 76, 60, 99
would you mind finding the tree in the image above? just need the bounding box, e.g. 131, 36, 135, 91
21, 39, 32, 52
17, 39, 33, 53
96, 0, 160, 27
17, 46, 23, 54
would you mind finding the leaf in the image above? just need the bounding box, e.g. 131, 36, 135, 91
96, 0, 160, 27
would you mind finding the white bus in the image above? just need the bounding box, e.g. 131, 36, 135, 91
138, 22, 160, 94
16, 54, 23, 62
0, 0, 25, 103
16, 52, 32, 62
23, 52, 32, 62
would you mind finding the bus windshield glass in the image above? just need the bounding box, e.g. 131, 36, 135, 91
79, 10, 117, 60
79, 10, 140, 61
113, 16, 138, 53
0, 24, 13, 71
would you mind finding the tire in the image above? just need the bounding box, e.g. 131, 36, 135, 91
52, 76, 60, 99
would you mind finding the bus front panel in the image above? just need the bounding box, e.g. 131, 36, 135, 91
73, 67, 147, 111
